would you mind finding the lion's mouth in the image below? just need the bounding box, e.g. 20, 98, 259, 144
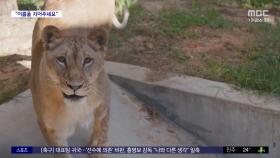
62, 92, 85, 101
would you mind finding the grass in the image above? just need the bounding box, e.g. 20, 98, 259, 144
168, 47, 189, 63
202, 23, 280, 95
109, 4, 156, 47
158, 4, 280, 95
160, 8, 233, 35
111, 4, 233, 38
0, 75, 29, 104
109, 4, 233, 49
218, 0, 280, 8
115, 0, 138, 16
0, 74, 29, 104
17, 0, 43, 10
227, 24, 280, 94
0, 91, 16, 104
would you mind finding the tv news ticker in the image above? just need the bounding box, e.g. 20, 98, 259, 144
11, 146, 269, 154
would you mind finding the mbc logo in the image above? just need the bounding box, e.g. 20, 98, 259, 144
248, 10, 269, 17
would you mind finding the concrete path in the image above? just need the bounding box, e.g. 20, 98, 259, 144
0, 83, 217, 158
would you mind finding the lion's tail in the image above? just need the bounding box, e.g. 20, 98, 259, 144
112, 9, 130, 29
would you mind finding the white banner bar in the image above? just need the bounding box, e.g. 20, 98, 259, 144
11, 10, 62, 18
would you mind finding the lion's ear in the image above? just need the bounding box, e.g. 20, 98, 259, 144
88, 28, 108, 52
42, 25, 62, 49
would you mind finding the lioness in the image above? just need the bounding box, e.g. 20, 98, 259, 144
30, 1, 121, 157
30, 25, 110, 158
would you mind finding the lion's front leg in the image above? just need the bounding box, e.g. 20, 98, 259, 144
88, 103, 110, 158
38, 121, 73, 158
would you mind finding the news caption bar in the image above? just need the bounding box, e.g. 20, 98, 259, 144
11, 11, 62, 18
11, 146, 268, 154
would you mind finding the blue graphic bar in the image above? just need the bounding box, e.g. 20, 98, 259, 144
11, 146, 268, 154
11, 146, 33, 154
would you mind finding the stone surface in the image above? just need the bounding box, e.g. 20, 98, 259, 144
106, 61, 279, 158
0, 83, 214, 158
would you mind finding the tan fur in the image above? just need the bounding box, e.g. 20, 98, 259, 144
32, 0, 115, 46
30, 1, 113, 158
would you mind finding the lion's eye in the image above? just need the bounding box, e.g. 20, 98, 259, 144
56, 56, 66, 64
84, 57, 93, 65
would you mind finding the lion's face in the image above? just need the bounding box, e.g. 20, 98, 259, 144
41, 25, 108, 101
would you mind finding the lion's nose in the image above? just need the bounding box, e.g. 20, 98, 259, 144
66, 82, 83, 91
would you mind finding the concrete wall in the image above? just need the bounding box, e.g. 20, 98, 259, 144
105, 61, 280, 158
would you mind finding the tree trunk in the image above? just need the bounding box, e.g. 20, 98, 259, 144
0, 0, 18, 16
